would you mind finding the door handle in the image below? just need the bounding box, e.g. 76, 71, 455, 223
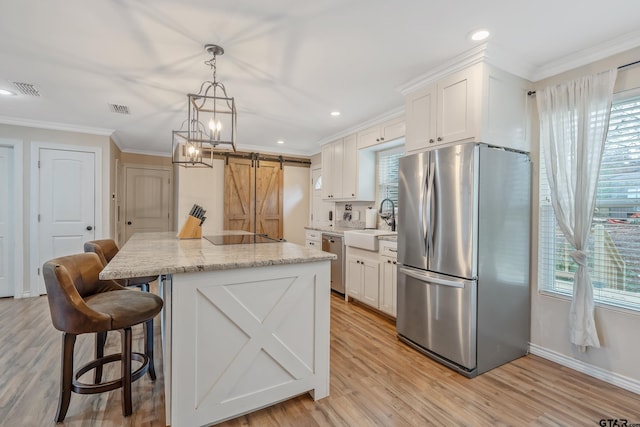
127, 221, 132, 225
86, 225, 93, 231
399, 267, 465, 288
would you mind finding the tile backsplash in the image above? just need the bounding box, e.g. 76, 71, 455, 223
335, 201, 375, 229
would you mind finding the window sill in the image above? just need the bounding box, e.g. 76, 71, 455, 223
538, 289, 640, 316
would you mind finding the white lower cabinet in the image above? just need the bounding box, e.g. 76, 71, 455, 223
346, 248, 380, 307
380, 243, 398, 317
346, 240, 397, 317
305, 229, 321, 249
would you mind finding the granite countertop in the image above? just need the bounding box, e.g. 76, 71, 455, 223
99, 232, 336, 280
305, 225, 397, 240
304, 225, 354, 235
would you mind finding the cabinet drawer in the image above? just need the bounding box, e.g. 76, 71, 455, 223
379, 241, 398, 258
305, 229, 321, 242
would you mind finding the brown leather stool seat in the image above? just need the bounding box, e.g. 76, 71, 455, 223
84, 239, 157, 292
43, 253, 163, 422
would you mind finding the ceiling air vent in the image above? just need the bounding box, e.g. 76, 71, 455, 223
108, 103, 130, 115
12, 81, 40, 96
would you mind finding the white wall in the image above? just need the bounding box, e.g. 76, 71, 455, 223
176, 160, 310, 244
529, 46, 640, 388
283, 165, 310, 245
176, 159, 225, 234
0, 124, 112, 297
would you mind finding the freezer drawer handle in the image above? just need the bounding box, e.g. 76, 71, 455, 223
399, 267, 464, 288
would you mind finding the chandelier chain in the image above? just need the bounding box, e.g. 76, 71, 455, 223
205, 53, 217, 84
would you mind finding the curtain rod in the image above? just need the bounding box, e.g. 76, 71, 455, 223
527, 59, 640, 96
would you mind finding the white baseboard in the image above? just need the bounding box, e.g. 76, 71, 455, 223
529, 343, 640, 395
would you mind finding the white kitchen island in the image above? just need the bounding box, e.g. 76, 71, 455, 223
99, 232, 334, 427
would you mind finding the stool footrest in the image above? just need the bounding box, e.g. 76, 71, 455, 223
72, 352, 149, 395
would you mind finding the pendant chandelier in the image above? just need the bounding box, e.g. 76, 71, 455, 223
172, 44, 237, 168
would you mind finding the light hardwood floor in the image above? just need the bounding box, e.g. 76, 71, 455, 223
1, 291, 639, 426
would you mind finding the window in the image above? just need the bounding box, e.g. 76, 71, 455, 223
376, 146, 404, 209
539, 93, 640, 310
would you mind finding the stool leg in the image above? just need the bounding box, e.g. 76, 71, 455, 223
94, 331, 107, 384
121, 328, 133, 417
56, 333, 76, 423
145, 319, 156, 380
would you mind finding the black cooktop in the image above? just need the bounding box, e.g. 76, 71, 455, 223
204, 234, 280, 245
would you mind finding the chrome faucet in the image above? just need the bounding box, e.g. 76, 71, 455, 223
379, 198, 396, 231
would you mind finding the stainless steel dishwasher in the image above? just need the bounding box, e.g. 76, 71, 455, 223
322, 233, 344, 294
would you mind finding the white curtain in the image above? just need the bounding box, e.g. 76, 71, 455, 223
537, 69, 617, 351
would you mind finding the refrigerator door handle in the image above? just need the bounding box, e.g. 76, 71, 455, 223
425, 161, 435, 258
399, 267, 465, 288
419, 175, 428, 256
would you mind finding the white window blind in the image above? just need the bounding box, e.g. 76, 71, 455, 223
376, 146, 404, 208
539, 94, 640, 310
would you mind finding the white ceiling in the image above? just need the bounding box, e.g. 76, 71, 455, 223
1, 1, 640, 156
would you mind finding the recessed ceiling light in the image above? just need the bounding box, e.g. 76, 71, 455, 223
330, 111, 341, 117
277, 140, 284, 144
470, 29, 490, 41
0, 89, 16, 96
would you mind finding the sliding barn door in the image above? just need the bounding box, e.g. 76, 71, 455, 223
224, 158, 283, 239
255, 160, 283, 239
224, 158, 255, 232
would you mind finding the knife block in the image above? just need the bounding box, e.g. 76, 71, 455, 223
177, 215, 202, 239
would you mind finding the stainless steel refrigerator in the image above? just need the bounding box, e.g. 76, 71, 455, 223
397, 143, 530, 377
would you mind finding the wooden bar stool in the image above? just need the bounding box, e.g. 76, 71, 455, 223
43, 253, 163, 422
84, 239, 157, 292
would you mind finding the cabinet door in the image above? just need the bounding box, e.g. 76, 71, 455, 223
381, 118, 405, 142
321, 143, 333, 199
341, 134, 357, 199
332, 140, 344, 198
380, 258, 397, 317
361, 260, 380, 307
437, 68, 475, 144
306, 239, 320, 249
346, 256, 362, 299
357, 126, 382, 149
405, 85, 436, 152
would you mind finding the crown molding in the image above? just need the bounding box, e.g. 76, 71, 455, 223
397, 43, 537, 96
0, 115, 114, 136
315, 105, 405, 147
532, 29, 640, 82
120, 147, 172, 158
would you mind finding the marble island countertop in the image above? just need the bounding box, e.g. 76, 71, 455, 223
100, 231, 336, 280
305, 225, 397, 240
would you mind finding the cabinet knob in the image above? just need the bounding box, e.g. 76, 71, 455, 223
381, 137, 385, 141
351, 193, 355, 196
387, 260, 391, 263
437, 137, 443, 142
393, 261, 397, 265
429, 139, 435, 144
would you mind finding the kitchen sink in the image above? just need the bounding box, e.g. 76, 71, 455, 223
343, 229, 397, 251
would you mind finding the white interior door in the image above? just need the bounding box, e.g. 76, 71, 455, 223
124, 166, 171, 242
0, 147, 14, 297
38, 148, 96, 294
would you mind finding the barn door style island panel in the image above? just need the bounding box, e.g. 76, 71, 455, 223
100, 232, 334, 426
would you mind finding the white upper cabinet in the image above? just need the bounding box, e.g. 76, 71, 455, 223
357, 117, 406, 150
321, 134, 374, 201
405, 62, 530, 153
